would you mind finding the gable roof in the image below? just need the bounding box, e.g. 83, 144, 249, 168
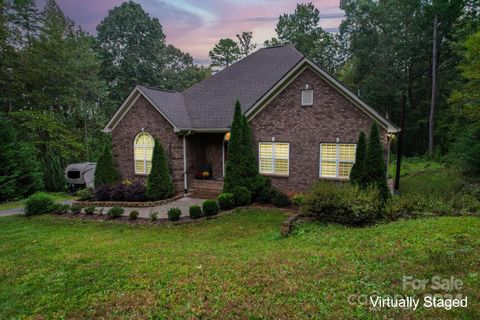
103, 45, 400, 133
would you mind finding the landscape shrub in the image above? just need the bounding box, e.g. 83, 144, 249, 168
271, 190, 291, 207
146, 139, 175, 200
107, 206, 124, 219
232, 186, 251, 206
94, 145, 120, 186
202, 200, 219, 216
149, 211, 158, 222
95, 184, 113, 201
189, 205, 203, 219
302, 181, 384, 226
167, 207, 182, 221
70, 204, 82, 215
291, 193, 305, 209
76, 188, 93, 201
451, 193, 480, 214
251, 176, 273, 203
51, 204, 70, 215
217, 193, 235, 210
84, 205, 96, 215
95, 181, 146, 202
129, 210, 139, 220
24, 192, 55, 216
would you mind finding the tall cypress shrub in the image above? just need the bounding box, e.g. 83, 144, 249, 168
223, 100, 245, 192
94, 144, 120, 186
350, 131, 367, 187
146, 138, 175, 200
241, 115, 258, 190
365, 123, 390, 200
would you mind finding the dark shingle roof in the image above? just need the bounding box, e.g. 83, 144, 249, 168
136, 45, 304, 130
137, 86, 192, 128
183, 45, 304, 128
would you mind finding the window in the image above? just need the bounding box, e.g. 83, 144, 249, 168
301, 89, 313, 106
259, 142, 289, 176
134, 132, 154, 175
320, 143, 356, 179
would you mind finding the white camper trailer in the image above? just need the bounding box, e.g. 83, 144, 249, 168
64, 162, 96, 191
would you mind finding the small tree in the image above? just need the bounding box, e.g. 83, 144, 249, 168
365, 123, 389, 201
94, 144, 119, 186
223, 100, 245, 192
350, 131, 367, 187
146, 138, 175, 200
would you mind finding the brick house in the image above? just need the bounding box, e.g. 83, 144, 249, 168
103, 45, 399, 196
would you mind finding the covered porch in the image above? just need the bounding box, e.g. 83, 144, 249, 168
184, 132, 229, 197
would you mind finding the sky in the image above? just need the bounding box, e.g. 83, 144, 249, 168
41, 0, 344, 65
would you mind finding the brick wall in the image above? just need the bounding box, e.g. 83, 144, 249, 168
249, 67, 389, 194
111, 96, 184, 192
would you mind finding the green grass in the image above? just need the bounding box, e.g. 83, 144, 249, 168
1, 209, 479, 319
0, 192, 76, 211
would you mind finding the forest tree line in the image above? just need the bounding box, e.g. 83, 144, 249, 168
1, 0, 479, 201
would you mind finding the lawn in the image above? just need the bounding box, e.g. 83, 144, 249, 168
0, 192, 76, 211
0, 209, 479, 319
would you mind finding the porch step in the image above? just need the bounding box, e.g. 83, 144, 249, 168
189, 179, 224, 199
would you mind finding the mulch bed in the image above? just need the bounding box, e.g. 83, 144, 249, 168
51, 207, 245, 226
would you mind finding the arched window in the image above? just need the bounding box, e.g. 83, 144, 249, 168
134, 132, 154, 175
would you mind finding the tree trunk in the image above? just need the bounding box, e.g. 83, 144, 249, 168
428, 15, 438, 154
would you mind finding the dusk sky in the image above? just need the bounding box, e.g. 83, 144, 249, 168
42, 0, 344, 65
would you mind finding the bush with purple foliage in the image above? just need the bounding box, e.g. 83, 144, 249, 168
94, 181, 146, 202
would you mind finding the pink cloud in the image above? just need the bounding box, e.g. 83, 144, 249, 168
48, 0, 343, 64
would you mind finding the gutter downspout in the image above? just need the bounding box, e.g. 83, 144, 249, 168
183, 135, 188, 194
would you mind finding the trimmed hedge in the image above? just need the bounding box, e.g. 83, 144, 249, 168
189, 205, 203, 219
217, 193, 235, 210
107, 206, 124, 219
202, 200, 219, 216
232, 186, 251, 206
271, 190, 291, 207
168, 207, 182, 221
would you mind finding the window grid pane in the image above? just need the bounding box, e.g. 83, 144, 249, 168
134, 132, 154, 175
320, 143, 356, 179
259, 142, 289, 175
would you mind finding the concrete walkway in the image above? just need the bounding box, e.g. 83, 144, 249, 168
95, 197, 206, 219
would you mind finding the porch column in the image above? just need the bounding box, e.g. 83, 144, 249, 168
183, 135, 188, 192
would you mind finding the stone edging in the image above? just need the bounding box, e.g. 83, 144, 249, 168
72, 194, 185, 208
280, 213, 311, 237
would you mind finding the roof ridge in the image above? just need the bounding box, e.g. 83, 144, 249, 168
139, 85, 178, 93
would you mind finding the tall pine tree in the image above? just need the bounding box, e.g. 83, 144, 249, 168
349, 131, 366, 186
365, 123, 389, 201
146, 138, 175, 200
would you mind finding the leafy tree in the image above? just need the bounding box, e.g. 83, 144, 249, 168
146, 138, 175, 200
96, 1, 166, 103
364, 123, 389, 201
274, 2, 340, 73
263, 37, 282, 47
448, 29, 480, 174
94, 145, 119, 186
0, 115, 42, 201
209, 38, 241, 68
224, 101, 245, 192
236, 31, 256, 57
350, 131, 366, 187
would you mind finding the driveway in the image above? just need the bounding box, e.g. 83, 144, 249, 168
0, 200, 74, 217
